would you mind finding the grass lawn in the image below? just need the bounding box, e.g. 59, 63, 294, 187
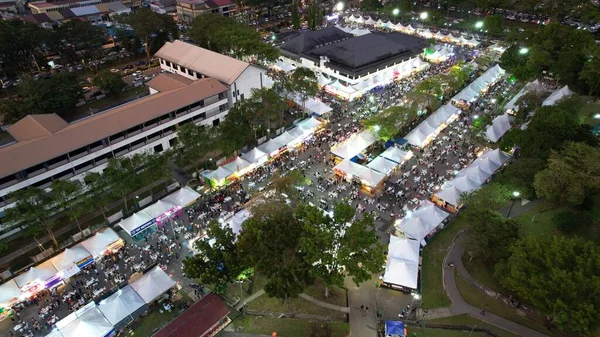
429, 314, 519, 337
513, 202, 564, 238
234, 316, 349, 337
453, 269, 564, 337
131, 304, 180, 336
462, 254, 508, 295
302, 280, 347, 308
247, 292, 347, 320
581, 102, 600, 126
421, 213, 470, 309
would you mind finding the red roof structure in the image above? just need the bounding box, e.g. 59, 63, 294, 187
153, 294, 230, 337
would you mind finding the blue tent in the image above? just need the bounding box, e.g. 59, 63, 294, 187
385, 320, 405, 336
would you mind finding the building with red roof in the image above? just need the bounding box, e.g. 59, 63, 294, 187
153, 294, 230, 337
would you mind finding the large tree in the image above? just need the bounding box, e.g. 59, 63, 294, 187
3, 187, 58, 248
0, 21, 50, 76
237, 197, 312, 301
83, 172, 112, 220
52, 20, 106, 63
183, 221, 245, 294
50, 179, 83, 232
288, 67, 319, 115
495, 236, 600, 334
17, 72, 82, 116
296, 202, 385, 297
93, 71, 125, 95
118, 8, 179, 64
175, 122, 215, 166
466, 209, 519, 263
533, 142, 600, 206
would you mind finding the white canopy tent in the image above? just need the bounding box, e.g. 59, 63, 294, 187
504, 80, 543, 112
257, 138, 285, 156
366, 156, 398, 175
14, 260, 57, 288
299, 116, 324, 132
0, 279, 22, 306
334, 160, 386, 187
97, 285, 147, 328
335, 24, 354, 34
274, 127, 305, 148
241, 148, 268, 165
50, 244, 92, 273
129, 267, 176, 304
80, 228, 121, 258
405, 104, 460, 148
118, 212, 154, 237
331, 130, 378, 159
380, 146, 411, 164
395, 200, 449, 243
383, 258, 419, 289
303, 98, 333, 116
376, 19, 385, 26
143, 200, 178, 220
351, 27, 371, 36
59, 306, 113, 337
355, 16, 365, 24
434, 149, 510, 206
222, 209, 251, 237
163, 186, 201, 207
542, 85, 573, 106
364, 17, 376, 25
273, 60, 296, 73
263, 76, 275, 88
205, 166, 234, 181
485, 113, 512, 142
425, 45, 454, 63
383, 235, 420, 289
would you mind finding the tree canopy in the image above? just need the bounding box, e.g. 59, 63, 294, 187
466, 209, 519, 263
495, 236, 600, 334
93, 71, 125, 95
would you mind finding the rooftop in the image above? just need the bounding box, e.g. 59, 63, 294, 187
153, 294, 229, 337
155, 40, 250, 85
280, 27, 427, 76
146, 73, 194, 92
0, 78, 227, 178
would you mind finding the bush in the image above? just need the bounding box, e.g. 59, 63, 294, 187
553, 210, 577, 232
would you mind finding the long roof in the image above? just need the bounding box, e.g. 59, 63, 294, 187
155, 40, 250, 85
153, 294, 229, 337
0, 78, 227, 178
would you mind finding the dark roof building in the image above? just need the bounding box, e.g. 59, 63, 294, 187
153, 294, 230, 337
279, 27, 427, 77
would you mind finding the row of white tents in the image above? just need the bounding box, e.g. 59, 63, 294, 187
345, 15, 481, 47
331, 129, 378, 160
204, 117, 326, 186
262, 75, 334, 116
433, 149, 511, 207
404, 65, 505, 148
46, 267, 176, 337
424, 45, 455, 63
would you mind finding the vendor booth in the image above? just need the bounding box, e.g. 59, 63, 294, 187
432, 149, 510, 212
58, 306, 114, 337
272, 60, 296, 73
542, 85, 573, 106
118, 211, 156, 242
97, 285, 147, 329
504, 80, 543, 112
382, 235, 420, 290
0, 279, 21, 319
379, 146, 412, 164
241, 148, 268, 167
485, 113, 512, 143
274, 127, 307, 149
405, 103, 461, 148
424, 45, 454, 63
394, 200, 450, 245
163, 187, 201, 208
50, 244, 93, 278
334, 159, 386, 192
331, 130, 378, 160
203, 166, 234, 188
80, 228, 123, 259
143, 200, 181, 227
366, 156, 398, 176
14, 260, 59, 297
220, 157, 253, 178
129, 267, 176, 304
221, 209, 251, 237
257, 138, 285, 158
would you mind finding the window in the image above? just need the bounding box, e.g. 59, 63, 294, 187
166, 61, 172, 68
154, 144, 163, 153
32, 177, 52, 188
212, 118, 220, 126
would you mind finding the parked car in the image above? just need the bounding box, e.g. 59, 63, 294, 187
135, 60, 147, 66
143, 74, 155, 81
110, 68, 120, 73
122, 64, 134, 70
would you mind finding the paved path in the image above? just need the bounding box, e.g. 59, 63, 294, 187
346, 275, 379, 337
235, 289, 266, 310
219, 332, 271, 337
443, 233, 549, 337
299, 293, 350, 313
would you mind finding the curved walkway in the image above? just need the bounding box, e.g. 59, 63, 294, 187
299, 293, 351, 313
442, 233, 549, 337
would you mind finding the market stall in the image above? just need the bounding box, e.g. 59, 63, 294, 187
379, 146, 412, 164
334, 159, 386, 191
203, 166, 235, 188
129, 267, 177, 304
50, 244, 93, 278
97, 285, 147, 329
118, 211, 156, 242
394, 200, 450, 245
274, 127, 307, 149
366, 156, 398, 176
0, 279, 21, 320
385, 320, 406, 337
542, 85, 573, 106
383, 235, 420, 290
405, 103, 461, 148
58, 306, 114, 337
14, 260, 60, 297
163, 187, 201, 208
331, 130, 378, 160
80, 228, 124, 259
257, 138, 285, 158
143, 200, 181, 228
272, 60, 296, 73
485, 113, 512, 142
241, 148, 268, 167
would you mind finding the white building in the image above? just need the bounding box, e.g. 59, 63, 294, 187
155, 40, 268, 106
0, 76, 229, 218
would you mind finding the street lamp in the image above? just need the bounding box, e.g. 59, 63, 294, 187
392, 8, 400, 16
506, 191, 520, 218
336, 1, 344, 12
519, 47, 529, 55
474, 21, 483, 29
419, 12, 428, 20
512, 191, 521, 198
373, 125, 381, 132
594, 113, 600, 119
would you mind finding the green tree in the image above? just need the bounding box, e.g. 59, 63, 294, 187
360, 0, 382, 12
251, 87, 284, 130
459, 182, 512, 211
18, 72, 82, 116
361, 106, 417, 141
176, 123, 215, 166
183, 221, 245, 294
0, 21, 50, 76
289, 67, 319, 116
83, 172, 112, 220
513, 91, 543, 123
103, 156, 143, 212
484, 14, 504, 36
306, 0, 323, 30
237, 198, 312, 301
296, 202, 385, 297
216, 107, 252, 156
291, 0, 301, 30
533, 142, 600, 206
271, 170, 305, 200
0, 98, 29, 124
118, 8, 179, 64
50, 179, 83, 231
466, 209, 519, 263
93, 71, 125, 95
3, 187, 58, 247
52, 20, 106, 63
494, 157, 546, 199
495, 236, 600, 334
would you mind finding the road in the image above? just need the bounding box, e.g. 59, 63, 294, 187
122, 66, 162, 86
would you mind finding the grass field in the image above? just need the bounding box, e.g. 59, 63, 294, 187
234, 316, 349, 337
407, 326, 490, 337
247, 292, 347, 320
302, 280, 347, 308
453, 269, 563, 337
421, 212, 469, 309
429, 314, 519, 337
